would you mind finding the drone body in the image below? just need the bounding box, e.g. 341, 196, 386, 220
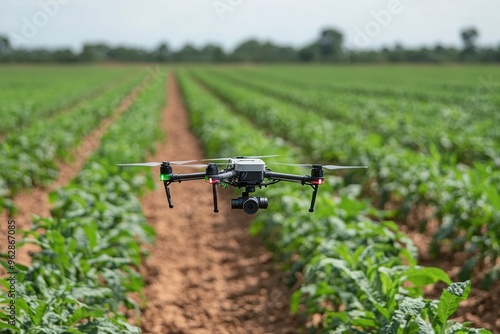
119, 156, 367, 215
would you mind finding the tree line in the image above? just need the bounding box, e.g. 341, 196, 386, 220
1, 27, 499, 64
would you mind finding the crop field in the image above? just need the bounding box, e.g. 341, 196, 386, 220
0, 64, 499, 333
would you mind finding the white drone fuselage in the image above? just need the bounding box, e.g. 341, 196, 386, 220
227, 158, 266, 185
228, 158, 266, 172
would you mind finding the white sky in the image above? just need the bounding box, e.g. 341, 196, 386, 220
1, 0, 499, 51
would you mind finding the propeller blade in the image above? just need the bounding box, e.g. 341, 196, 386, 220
275, 163, 368, 170
245, 154, 281, 159
323, 165, 368, 170
117, 162, 162, 167
177, 164, 210, 168
275, 163, 310, 168
117, 160, 197, 167
202, 155, 280, 161
178, 163, 228, 168
171, 160, 198, 165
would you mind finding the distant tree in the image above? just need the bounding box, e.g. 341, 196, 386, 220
386, 42, 405, 62
232, 39, 261, 62
460, 27, 479, 61
0, 35, 11, 54
477, 45, 500, 63
53, 49, 78, 63
172, 43, 200, 62
0, 35, 12, 61
80, 43, 110, 62
232, 38, 297, 62
200, 44, 226, 62
107, 46, 149, 62
318, 28, 344, 62
432, 44, 459, 62
13, 48, 53, 62
157, 42, 170, 62
461, 27, 479, 52
298, 44, 315, 62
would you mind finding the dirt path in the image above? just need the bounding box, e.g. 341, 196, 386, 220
0, 80, 145, 267
139, 73, 299, 334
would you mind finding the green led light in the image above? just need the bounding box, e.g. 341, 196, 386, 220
159, 174, 171, 181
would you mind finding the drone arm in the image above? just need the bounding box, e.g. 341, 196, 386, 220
170, 172, 207, 182
265, 171, 315, 184
265, 171, 323, 213
212, 169, 238, 180
160, 172, 205, 209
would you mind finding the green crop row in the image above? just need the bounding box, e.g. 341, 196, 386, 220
0, 66, 138, 135
177, 69, 490, 333
220, 65, 500, 107
203, 68, 500, 164
0, 69, 166, 333
0, 72, 146, 214
190, 69, 500, 286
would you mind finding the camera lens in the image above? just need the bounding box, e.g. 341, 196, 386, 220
231, 196, 268, 215
242, 197, 259, 215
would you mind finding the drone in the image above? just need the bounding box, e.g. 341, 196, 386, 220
118, 156, 367, 215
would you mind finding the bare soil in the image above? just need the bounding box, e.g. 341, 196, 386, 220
139, 73, 300, 333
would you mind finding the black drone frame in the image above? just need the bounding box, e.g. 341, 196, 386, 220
159, 161, 325, 215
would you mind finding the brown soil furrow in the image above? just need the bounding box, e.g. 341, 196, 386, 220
0, 79, 145, 268
140, 73, 299, 334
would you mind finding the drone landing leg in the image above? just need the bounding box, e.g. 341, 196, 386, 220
163, 182, 174, 208
309, 184, 319, 212
212, 184, 219, 213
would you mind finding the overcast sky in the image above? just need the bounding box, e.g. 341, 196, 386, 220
1, 0, 499, 52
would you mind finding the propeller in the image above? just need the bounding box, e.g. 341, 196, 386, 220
117, 160, 196, 167
275, 163, 368, 170
177, 162, 228, 168
201, 155, 280, 161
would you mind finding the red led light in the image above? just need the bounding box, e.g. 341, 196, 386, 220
311, 178, 324, 185
206, 177, 220, 184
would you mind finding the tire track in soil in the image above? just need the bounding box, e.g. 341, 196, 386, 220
0, 80, 146, 269
140, 73, 300, 334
